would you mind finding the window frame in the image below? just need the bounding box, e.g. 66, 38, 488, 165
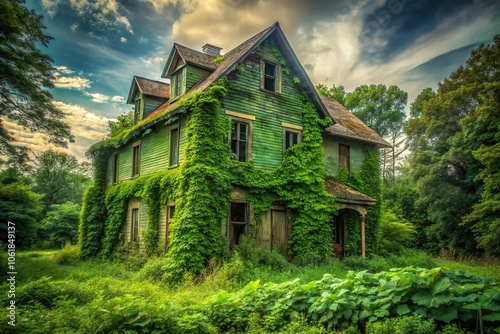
169, 126, 180, 167
134, 99, 141, 125
338, 143, 350, 172
260, 59, 282, 94
226, 111, 254, 163
165, 205, 175, 246
112, 153, 119, 184
171, 68, 184, 98
131, 207, 140, 242
229, 202, 248, 248
282, 123, 303, 153
132, 142, 141, 177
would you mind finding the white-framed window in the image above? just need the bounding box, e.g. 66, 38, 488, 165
226, 111, 255, 162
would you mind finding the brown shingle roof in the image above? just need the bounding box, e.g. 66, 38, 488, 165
325, 178, 376, 204
174, 43, 218, 72
321, 96, 391, 147
135, 76, 170, 99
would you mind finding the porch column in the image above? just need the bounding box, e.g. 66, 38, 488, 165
360, 214, 366, 258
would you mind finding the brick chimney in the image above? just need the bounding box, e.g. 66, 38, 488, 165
202, 43, 222, 56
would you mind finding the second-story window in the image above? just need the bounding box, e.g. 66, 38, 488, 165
172, 68, 184, 97
134, 99, 141, 124
131, 207, 139, 242
284, 130, 300, 149
338, 144, 350, 172
169, 127, 179, 166
132, 143, 140, 177
112, 153, 119, 184
231, 121, 249, 162
260, 60, 281, 93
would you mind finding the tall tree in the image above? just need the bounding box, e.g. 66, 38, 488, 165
405, 35, 500, 255
106, 110, 133, 138
0, 0, 73, 165
32, 149, 90, 213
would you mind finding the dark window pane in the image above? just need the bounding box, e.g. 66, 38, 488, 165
239, 123, 247, 141
132, 208, 139, 241
170, 129, 179, 165
231, 139, 237, 155
230, 203, 246, 222
168, 206, 175, 219
231, 121, 237, 139
265, 62, 276, 76
264, 77, 275, 91
233, 224, 246, 246
285, 131, 299, 149
239, 142, 247, 162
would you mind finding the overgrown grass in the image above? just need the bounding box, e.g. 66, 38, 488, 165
1, 247, 498, 333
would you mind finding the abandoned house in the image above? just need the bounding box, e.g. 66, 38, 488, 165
81, 22, 390, 264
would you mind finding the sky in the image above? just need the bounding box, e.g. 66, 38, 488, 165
6, 0, 500, 162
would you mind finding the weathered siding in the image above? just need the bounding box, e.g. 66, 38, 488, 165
185, 65, 210, 92
323, 134, 366, 177
222, 40, 304, 170
143, 96, 166, 119
158, 206, 167, 245
118, 145, 133, 181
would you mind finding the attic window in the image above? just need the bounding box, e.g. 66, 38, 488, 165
171, 68, 184, 98
134, 99, 141, 124
260, 60, 282, 94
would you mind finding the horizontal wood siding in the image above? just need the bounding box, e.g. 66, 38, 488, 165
185, 65, 210, 92
143, 97, 166, 119
158, 206, 167, 245
178, 116, 188, 165
222, 40, 304, 170
140, 126, 169, 175
125, 197, 141, 242
106, 154, 114, 186
323, 135, 366, 176
118, 145, 133, 181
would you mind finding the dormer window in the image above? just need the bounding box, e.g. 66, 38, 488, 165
260, 60, 282, 94
171, 68, 184, 98
134, 99, 141, 124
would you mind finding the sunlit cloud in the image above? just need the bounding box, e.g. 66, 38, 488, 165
111, 96, 125, 103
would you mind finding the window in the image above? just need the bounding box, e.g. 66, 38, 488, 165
169, 127, 179, 166
338, 144, 350, 172
131, 208, 139, 242
112, 154, 119, 184
132, 144, 140, 177
260, 60, 281, 93
172, 69, 184, 97
230, 202, 247, 247
231, 121, 249, 162
134, 99, 141, 124
284, 130, 301, 150
165, 205, 175, 246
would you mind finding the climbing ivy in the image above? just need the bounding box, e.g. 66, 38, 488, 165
336, 147, 382, 254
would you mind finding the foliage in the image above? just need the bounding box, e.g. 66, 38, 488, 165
405, 35, 500, 256
32, 149, 91, 213
38, 202, 81, 248
53, 243, 81, 264
366, 314, 436, 334
379, 209, 416, 255
212, 55, 224, 65
106, 110, 134, 138
316, 83, 347, 105
0, 167, 42, 248
0, 0, 73, 166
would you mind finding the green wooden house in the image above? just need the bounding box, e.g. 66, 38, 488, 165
81, 22, 390, 266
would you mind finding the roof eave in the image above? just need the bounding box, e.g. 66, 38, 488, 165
126, 76, 140, 104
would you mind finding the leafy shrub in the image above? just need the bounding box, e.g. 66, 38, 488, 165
439, 323, 475, 334
53, 243, 81, 264
366, 314, 436, 334
234, 235, 290, 270
139, 256, 168, 282
379, 210, 416, 255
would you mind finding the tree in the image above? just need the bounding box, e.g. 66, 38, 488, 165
107, 110, 133, 138
405, 35, 500, 255
316, 84, 347, 105
32, 149, 90, 213
38, 202, 81, 248
0, 167, 42, 248
0, 0, 73, 166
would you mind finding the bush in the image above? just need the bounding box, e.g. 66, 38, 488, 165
366, 315, 435, 334
139, 256, 168, 282
379, 210, 416, 255
233, 235, 290, 270
38, 202, 81, 248
53, 243, 81, 265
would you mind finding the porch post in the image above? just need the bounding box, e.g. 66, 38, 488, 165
360, 214, 366, 258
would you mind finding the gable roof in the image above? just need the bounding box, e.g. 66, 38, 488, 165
162, 43, 218, 78
321, 96, 391, 147
149, 21, 329, 120
126, 76, 170, 104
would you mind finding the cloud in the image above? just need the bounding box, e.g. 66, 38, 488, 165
53, 66, 92, 90
121, 37, 127, 43
140, 56, 167, 65
3, 101, 111, 161
111, 96, 125, 103
84, 92, 111, 103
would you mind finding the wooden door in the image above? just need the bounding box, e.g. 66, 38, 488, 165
271, 209, 287, 256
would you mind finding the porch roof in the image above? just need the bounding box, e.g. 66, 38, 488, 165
325, 179, 377, 206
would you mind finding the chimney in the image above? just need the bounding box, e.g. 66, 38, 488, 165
202, 43, 222, 56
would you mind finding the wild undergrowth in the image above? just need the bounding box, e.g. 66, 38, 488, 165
1, 249, 499, 333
